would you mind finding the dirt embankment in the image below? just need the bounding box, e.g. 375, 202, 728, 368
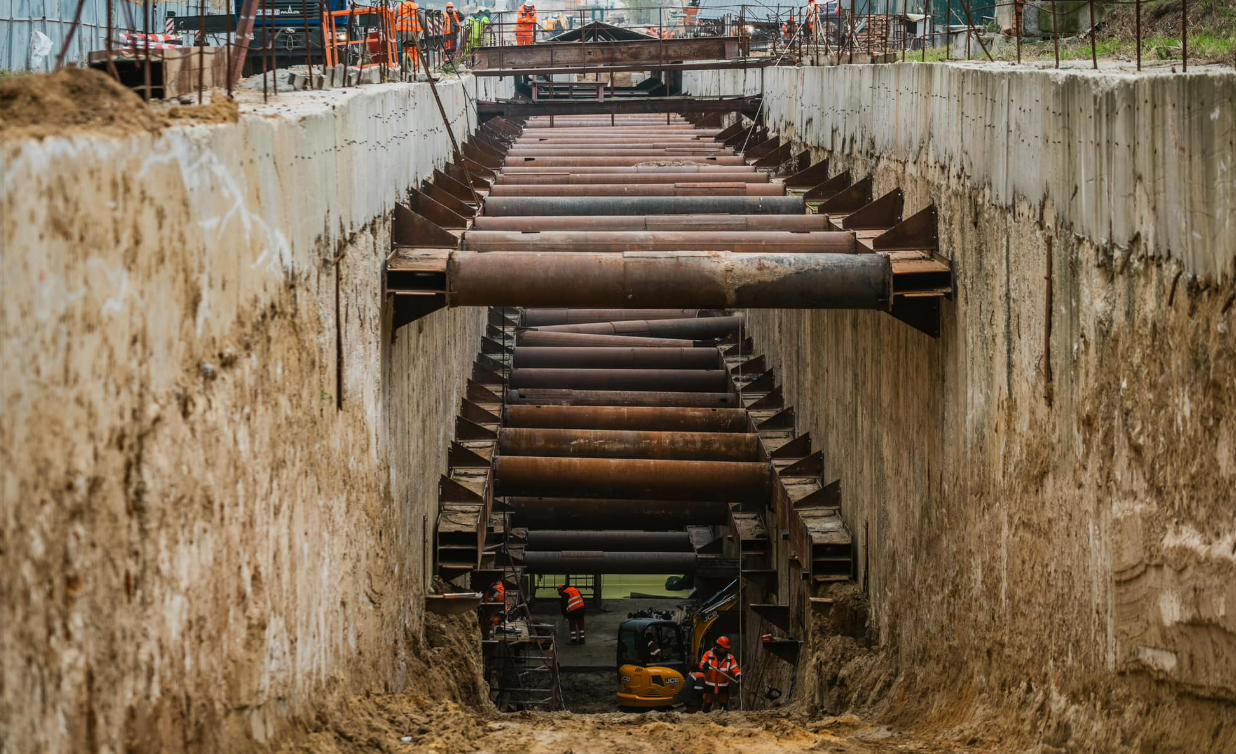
0, 68, 238, 142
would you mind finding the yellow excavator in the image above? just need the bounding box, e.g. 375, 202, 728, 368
616, 581, 740, 708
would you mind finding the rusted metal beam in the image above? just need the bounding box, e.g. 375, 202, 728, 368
495, 173, 768, 185
505, 388, 739, 408
446, 252, 892, 309
520, 308, 701, 326
516, 331, 701, 348
506, 156, 747, 168
463, 230, 851, 254
473, 37, 741, 68
485, 184, 783, 198
498, 427, 759, 462
522, 551, 698, 574
478, 96, 762, 117
472, 215, 830, 232
524, 530, 693, 552
512, 347, 721, 370
482, 197, 804, 216
508, 497, 729, 528
531, 315, 742, 339
508, 368, 730, 393
503, 405, 749, 433
494, 456, 770, 502
500, 165, 752, 174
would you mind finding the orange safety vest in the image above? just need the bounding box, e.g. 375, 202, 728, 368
562, 586, 585, 613
699, 648, 740, 689
396, 1, 421, 33
489, 580, 505, 602
444, 9, 462, 35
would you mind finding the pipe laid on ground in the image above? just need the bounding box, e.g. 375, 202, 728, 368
507, 497, 729, 528
481, 196, 804, 216
516, 331, 704, 348
505, 388, 739, 408
511, 346, 721, 370
520, 308, 703, 327
508, 368, 730, 393
472, 215, 830, 232
448, 251, 890, 309
530, 315, 742, 339
503, 405, 749, 433
498, 427, 760, 462
463, 230, 849, 253
522, 551, 698, 574
484, 184, 784, 198
524, 530, 693, 552
495, 456, 770, 502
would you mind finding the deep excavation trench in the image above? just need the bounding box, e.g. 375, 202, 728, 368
287, 115, 1003, 754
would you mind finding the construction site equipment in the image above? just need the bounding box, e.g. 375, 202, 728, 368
322, 7, 399, 70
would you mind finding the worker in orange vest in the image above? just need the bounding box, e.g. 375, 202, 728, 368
698, 636, 742, 712
515, 3, 536, 45
443, 1, 463, 54
557, 583, 586, 644
395, 0, 422, 72
783, 12, 797, 42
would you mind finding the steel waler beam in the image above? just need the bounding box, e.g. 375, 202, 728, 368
484, 184, 784, 198
446, 252, 892, 309
511, 347, 721, 369
471, 215, 831, 232
461, 231, 852, 253
519, 308, 702, 326
494, 456, 771, 502
504, 156, 747, 167
508, 497, 729, 528
508, 368, 730, 393
481, 197, 804, 216
494, 173, 769, 185
500, 166, 755, 174
505, 388, 740, 408
522, 551, 698, 574
497, 427, 760, 461
502, 405, 749, 433
524, 531, 693, 552
530, 315, 742, 339
516, 331, 703, 348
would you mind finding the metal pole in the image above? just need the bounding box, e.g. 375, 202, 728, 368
231, 0, 261, 91
54, 0, 89, 69
407, 20, 482, 205
1135, 0, 1141, 71
1088, 0, 1096, 69
1181, 0, 1187, 72
1049, 0, 1058, 68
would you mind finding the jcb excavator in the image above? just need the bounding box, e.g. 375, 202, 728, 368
615, 581, 740, 708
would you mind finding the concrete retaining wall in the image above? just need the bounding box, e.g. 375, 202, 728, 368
0, 75, 510, 754
686, 65, 1236, 749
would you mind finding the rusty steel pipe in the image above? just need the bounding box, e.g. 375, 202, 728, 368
494, 456, 770, 502
463, 230, 850, 253
512, 347, 721, 370
500, 166, 756, 174
531, 315, 741, 339
495, 173, 769, 185
508, 368, 730, 393
484, 184, 784, 198
516, 331, 703, 348
505, 388, 739, 408
508, 497, 729, 529
514, 137, 723, 145
524, 530, 693, 552
505, 156, 747, 167
448, 251, 891, 309
481, 197, 804, 216
508, 145, 731, 153
520, 308, 702, 326
503, 405, 749, 433
498, 427, 759, 462
522, 551, 698, 574
472, 215, 831, 232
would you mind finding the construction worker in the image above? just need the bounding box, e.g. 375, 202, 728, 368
486, 578, 508, 637
395, 0, 422, 73
463, 8, 490, 57
698, 636, 742, 712
443, 1, 463, 54
643, 628, 664, 662
783, 12, 797, 43
676, 670, 707, 713
515, 3, 536, 46
557, 582, 586, 644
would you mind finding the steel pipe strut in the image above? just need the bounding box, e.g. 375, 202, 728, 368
505, 389, 739, 408
499, 166, 756, 174
508, 497, 729, 528
463, 231, 850, 254
472, 215, 831, 232
498, 427, 760, 462
524, 531, 693, 552
508, 368, 730, 393
495, 172, 770, 185
511, 347, 721, 370
516, 331, 703, 348
531, 316, 742, 339
503, 405, 749, 433
520, 308, 703, 326
505, 156, 746, 167
522, 551, 698, 575
484, 184, 783, 198
494, 456, 771, 502
481, 197, 804, 216
448, 251, 892, 309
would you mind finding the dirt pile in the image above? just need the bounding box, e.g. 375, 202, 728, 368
0, 68, 164, 140
166, 96, 239, 124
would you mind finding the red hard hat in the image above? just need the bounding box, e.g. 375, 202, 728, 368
557, 583, 566, 590
715, 636, 731, 649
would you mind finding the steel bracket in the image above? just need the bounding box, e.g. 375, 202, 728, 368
843, 189, 904, 230
392, 203, 458, 249
803, 170, 851, 203
785, 159, 829, 190
873, 204, 939, 251
817, 175, 873, 214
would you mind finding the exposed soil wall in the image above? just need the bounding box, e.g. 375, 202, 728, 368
686, 65, 1236, 751
0, 75, 510, 754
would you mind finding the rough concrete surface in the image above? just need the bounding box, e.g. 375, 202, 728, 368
687, 64, 1236, 751
0, 74, 510, 754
